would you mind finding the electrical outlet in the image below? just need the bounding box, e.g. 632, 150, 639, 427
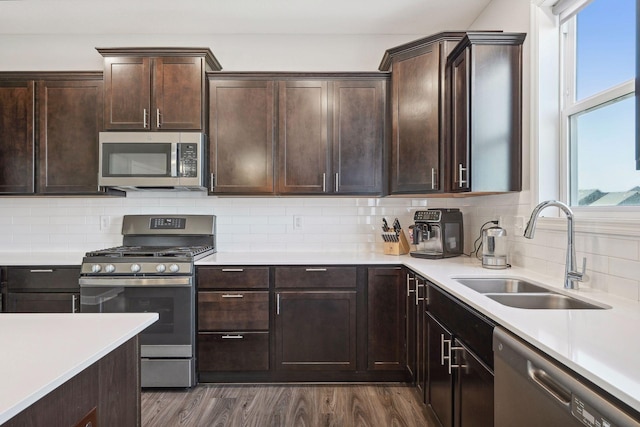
100, 215, 110, 231
293, 215, 303, 230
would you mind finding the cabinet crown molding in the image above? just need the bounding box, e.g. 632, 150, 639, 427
95, 47, 222, 71
378, 31, 467, 71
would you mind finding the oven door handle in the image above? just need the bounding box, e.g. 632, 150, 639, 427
79, 277, 192, 287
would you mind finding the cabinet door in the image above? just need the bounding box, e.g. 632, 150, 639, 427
103, 56, 151, 130
427, 312, 454, 427
367, 267, 405, 370
406, 271, 417, 381
0, 80, 34, 193
153, 56, 205, 130
390, 46, 441, 193
331, 80, 384, 194
37, 79, 103, 193
277, 80, 329, 194
455, 340, 494, 427
416, 276, 428, 401
450, 49, 470, 192
6, 292, 79, 313
275, 290, 356, 370
208, 79, 275, 193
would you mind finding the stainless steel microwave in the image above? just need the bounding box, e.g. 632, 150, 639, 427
98, 132, 206, 191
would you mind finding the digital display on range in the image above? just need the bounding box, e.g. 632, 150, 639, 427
149, 217, 186, 230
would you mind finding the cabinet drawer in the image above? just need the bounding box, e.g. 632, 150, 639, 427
198, 332, 269, 371
198, 291, 269, 330
275, 266, 356, 288
198, 267, 269, 289
6, 267, 80, 292
6, 292, 79, 313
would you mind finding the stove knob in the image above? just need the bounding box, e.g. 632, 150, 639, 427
105, 264, 116, 273
131, 264, 141, 273
156, 264, 166, 273
169, 264, 180, 273
91, 264, 102, 273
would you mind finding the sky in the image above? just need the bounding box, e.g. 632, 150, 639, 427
573, 0, 638, 197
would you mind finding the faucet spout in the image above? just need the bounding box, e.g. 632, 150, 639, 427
524, 200, 586, 289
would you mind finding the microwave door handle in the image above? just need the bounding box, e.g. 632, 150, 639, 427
171, 143, 179, 177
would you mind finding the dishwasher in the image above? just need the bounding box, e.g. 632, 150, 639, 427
493, 327, 640, 427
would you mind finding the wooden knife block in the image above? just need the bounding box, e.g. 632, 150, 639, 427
383, 229, 410, 255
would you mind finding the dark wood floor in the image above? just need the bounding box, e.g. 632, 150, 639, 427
141, 384, 436, 427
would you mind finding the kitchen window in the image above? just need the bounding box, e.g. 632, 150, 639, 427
558, 0, 638, 207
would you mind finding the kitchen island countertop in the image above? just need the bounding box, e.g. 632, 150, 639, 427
197, 251, 640, 413
0, 312, 158, 425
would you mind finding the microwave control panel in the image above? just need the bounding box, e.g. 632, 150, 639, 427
178, 143, 198, 177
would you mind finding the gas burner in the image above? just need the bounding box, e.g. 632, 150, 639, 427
85, 245, 214, 259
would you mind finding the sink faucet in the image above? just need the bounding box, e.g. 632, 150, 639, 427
524, 200, 586, 289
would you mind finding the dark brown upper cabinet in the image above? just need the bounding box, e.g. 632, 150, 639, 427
380, 32, 464, 195
446, 32, 526, 193
0, 80, 34, 193
38, 78, 103, 193
278, 75, 386, 195
98, 47, 221, 131
208, 78, 276, 194
0, 73, 104, 195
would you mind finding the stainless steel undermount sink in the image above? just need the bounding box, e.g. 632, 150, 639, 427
453, 277, 608, 310
454, 278, 551, 294
485, 293, 605, 310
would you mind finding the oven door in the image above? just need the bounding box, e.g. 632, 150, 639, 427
79, 276, 194, 358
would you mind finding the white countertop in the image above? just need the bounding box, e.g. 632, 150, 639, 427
0, 252, 85, 266
0, 313, 158, 425
197, 252, 640, 413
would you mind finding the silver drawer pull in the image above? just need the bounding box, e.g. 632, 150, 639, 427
305, 268, 327, 272
221, 268, 244, 272
221, 294, 244, 298
29, 269, 54, 273
222, 335, 244, 339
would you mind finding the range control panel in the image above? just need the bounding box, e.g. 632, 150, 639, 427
150, 217, 187, 230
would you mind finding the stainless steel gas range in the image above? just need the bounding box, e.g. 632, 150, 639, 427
79, 215, 216, 388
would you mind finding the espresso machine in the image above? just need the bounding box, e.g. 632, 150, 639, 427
410, 209, 464, 259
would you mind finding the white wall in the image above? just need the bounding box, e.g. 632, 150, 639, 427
0, 34, 424, 72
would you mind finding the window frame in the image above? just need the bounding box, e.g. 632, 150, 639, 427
557, 0, 639, 214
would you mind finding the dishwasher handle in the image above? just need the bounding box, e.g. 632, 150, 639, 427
527, 360, 571, 406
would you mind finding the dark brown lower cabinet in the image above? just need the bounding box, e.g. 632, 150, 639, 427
427, 312, 454, 427
3, 266, 80, 313
4, 336, 140, 427
275, 290, 357, 370
425, 282, 495, 427
367, 267, 405, 371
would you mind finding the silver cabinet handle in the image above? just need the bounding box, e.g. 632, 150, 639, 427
210, 173, 215, 192
449, 343, 466, 373
305, 268, 327, 272
415, 281, 425, 306
276, 293, 280, 315
322, 173, 326, 192
221, 294, 244, 298
156, 108, 161, 128
431, 168, 438, 190
143, 108, 148, 129
221, 268, 244, 272
441, 334, 449, 366
29, 269, 54, 273
335, 172, 339, 192
72, 294, 77, 313
458, 163, 467, 187
406, 274, 415, 294
222, 334, 244, 339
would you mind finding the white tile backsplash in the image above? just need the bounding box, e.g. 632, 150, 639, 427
1, 191, 638, 301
